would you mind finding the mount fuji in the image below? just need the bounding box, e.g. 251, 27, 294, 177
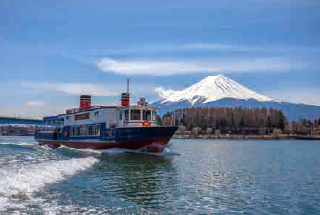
153, 75, 320, 121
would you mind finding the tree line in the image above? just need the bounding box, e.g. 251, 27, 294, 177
290, 118, 320, 135
160, 107, 288, 134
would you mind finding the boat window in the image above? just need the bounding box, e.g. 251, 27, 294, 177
152, 111, 156, 121
131, 109, 141, 120
143, 110, 151, 120
88, 125, 93, 136
75, 127, 80, 136
119, 112, 122, 120
125, 110, 129, 121
56, 127, 61, 133
95, 124, 100, 136
80, 126, 87, 136
70, 127, 75, 137
68, 125, 100, 137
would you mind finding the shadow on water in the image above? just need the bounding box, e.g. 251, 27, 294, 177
96, 154, 178, 209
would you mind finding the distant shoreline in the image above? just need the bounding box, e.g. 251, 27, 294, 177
173, 134, 320, 141
0, 134, 34, 137
1, 134, 320, 141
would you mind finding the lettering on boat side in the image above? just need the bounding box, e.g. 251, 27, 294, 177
75, 113, 90, 121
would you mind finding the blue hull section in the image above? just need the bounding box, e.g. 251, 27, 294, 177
35, 126, 178, 152
35, 126, 178, 143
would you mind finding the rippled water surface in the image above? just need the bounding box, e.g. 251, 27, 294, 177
0, 137, 320, 214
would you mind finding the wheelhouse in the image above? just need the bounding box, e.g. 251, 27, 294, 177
117, 105, 158, 127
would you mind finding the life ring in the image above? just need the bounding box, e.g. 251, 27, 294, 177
64, 130, 68, 137
142, 120, 152, 127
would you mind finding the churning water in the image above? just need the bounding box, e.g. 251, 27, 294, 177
0, 137, 320, 214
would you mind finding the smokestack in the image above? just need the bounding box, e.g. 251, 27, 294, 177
121, 93, 130, 106
121, 79, 130, 106
80, 95, 91, 108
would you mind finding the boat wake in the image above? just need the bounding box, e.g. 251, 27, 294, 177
54, 145, 180, 156
0, 157, 99, 212
58, 145, 104, 155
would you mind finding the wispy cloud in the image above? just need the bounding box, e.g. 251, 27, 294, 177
21, 81, 157, 98
76, 43, 320, 57
26, 101, 45, 107
22, 82, 119, 97
97, 57, 295, 76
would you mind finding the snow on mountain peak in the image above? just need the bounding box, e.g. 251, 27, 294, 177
157, 74, 276, 104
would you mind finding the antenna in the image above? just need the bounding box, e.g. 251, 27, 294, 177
127, 79, 129, 93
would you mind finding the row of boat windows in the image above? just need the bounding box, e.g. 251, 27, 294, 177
120, 110, 156, 121
45, 111, 101, 125
70, 124, 100, 137
45, 109, 156, 126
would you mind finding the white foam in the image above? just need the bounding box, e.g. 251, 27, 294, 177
60, 146, 103, 155
0, 157, 99, 198
101, 148, 126, 154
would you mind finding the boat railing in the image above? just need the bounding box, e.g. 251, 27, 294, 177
66, 105, 105, 114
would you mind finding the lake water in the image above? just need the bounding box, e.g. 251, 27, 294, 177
0, 137, 320, 214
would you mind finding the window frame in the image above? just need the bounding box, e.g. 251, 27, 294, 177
143, 110, 151, 120
130, 109, 141, 121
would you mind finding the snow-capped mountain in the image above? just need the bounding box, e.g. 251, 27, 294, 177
153, 75, 320, 121
158, 74, 277, 104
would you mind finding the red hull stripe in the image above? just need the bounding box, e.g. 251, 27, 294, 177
38, 135, 173, 150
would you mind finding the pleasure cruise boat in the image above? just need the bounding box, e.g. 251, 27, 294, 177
34, 81, 177, 153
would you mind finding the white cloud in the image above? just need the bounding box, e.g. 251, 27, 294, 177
55, 83, 118, 96
154, 87, 177, 98
26, 101, 45, 107
97, 57, 294, 76
22, 82, 118, 97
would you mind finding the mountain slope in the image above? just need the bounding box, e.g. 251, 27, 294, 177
153, 75, 320, 121
159, 74, 277, 104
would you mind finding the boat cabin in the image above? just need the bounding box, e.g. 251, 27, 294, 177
43, 95, 158, 129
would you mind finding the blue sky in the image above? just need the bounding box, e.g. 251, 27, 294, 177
0, 0, 319, 118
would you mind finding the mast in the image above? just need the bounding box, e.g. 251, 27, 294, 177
127, 79, 130, 94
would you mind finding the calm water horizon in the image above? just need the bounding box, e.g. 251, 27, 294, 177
0, 137, 319, 214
